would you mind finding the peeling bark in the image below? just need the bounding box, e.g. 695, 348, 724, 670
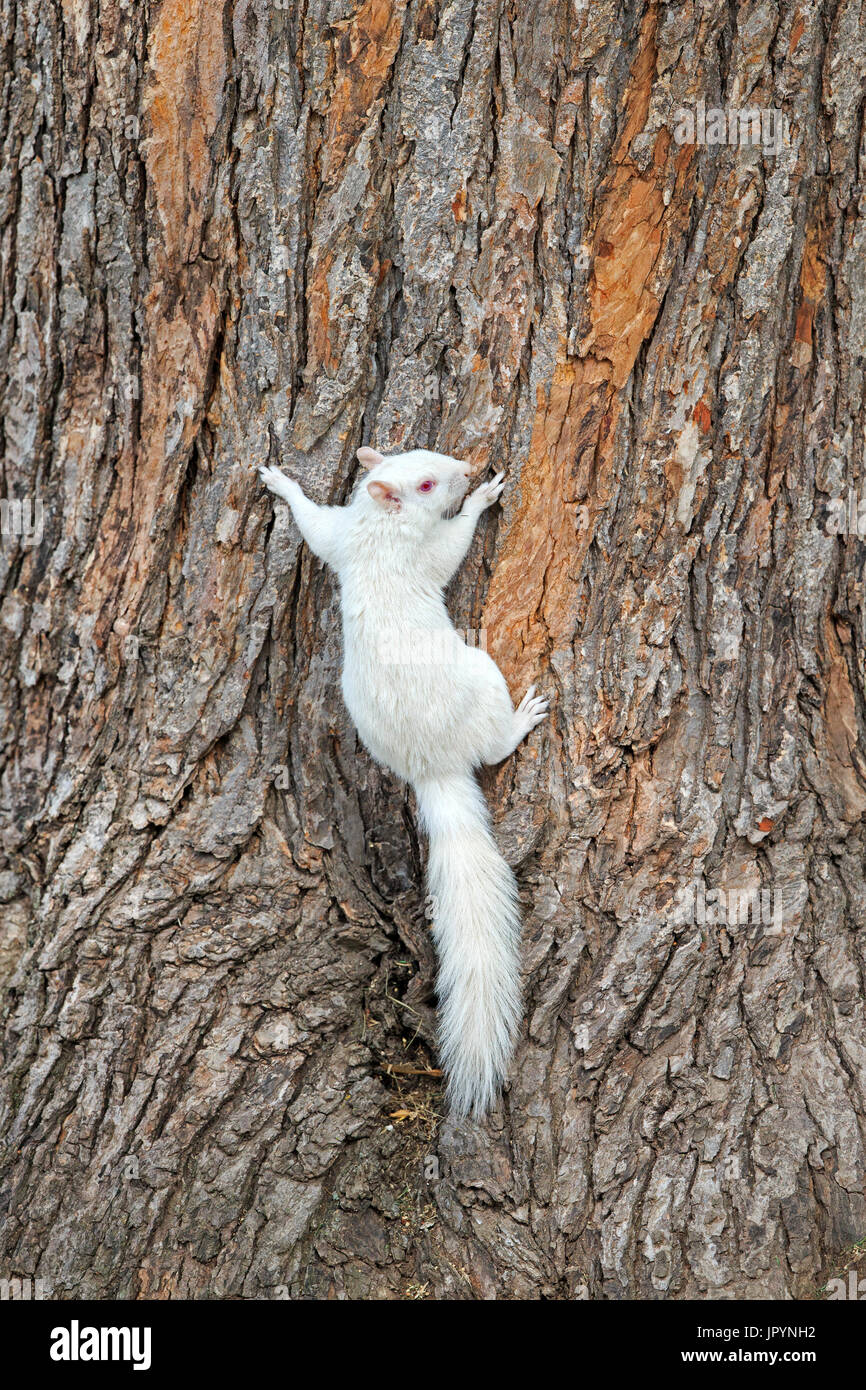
1, 0, 866, 1300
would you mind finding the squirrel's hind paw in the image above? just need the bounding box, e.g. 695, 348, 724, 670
516, 685, 550, 730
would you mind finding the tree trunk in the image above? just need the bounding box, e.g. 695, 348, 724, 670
2, 0, 865, 1301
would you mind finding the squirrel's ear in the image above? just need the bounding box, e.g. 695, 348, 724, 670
367, 479, 401, 513
357, 446, 384, 469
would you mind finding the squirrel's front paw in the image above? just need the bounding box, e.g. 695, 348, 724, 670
467, 471, 505, 513
258, 464, 294, 502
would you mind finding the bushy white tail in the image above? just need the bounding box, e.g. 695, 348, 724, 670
413, 774, 521, 1117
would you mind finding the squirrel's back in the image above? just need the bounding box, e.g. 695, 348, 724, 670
337, 497, 511, 782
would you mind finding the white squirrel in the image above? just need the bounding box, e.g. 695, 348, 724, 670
259, 446, 548, 1116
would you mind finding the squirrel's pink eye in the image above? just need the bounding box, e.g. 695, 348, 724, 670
418, 480, 435, 493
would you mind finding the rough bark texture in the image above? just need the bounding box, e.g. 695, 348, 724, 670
1, 0, 866, 1300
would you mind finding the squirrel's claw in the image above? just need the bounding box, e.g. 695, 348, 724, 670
516, 684, 550, 731
259, 464, 293, 501
470, 470, 506, 511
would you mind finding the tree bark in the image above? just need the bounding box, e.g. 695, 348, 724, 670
2, 0, 866, 1300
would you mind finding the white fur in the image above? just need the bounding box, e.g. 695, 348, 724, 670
259, 448, 548, 1117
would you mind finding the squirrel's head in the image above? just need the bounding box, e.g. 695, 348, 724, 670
355, 447, 471, 523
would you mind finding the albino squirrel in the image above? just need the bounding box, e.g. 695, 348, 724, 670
259, 447, 548, 1116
